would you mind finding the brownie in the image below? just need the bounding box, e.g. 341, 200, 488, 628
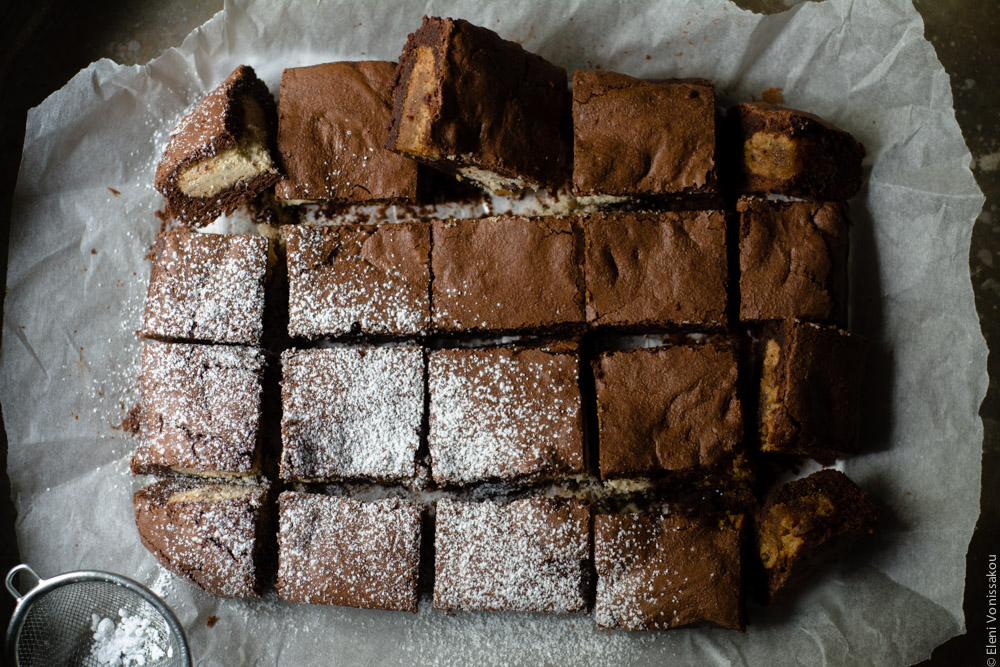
431, 216, 584, 334
727, 102, 865, 201
279, 346, 423, 482
738, 196, 849, 325
276, 492, 422, 612
133, 479, 270, 598
433, 497, 591, 613
572, 71, 717, 202
428, 344, 585, 486
594, 512, 745, 631
760, 320, 868, 462
386, 16, 569, 194
131, 342, 264, 477
583, 210, 728, 329
285, 223, 431, 338
274, 62, 420, 203
593, 344, 742, 480
756, 469, 878, 603
140, 229, 268, 345
154, 65, 280, 227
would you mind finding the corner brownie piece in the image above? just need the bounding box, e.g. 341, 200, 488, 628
594, 345, 742, 480
275, 62, 419, 204
738, 196, 849, 325
140, 230, 268, 345
386, 16, 569, 194
760, 320, 868, 462
756, 469, 878, 603
434, 497, 591, 613
131, 342, 264, 477
727, 102, 865, 201
155, 65, 280, 227
277, 492, 422, 612
573, 71, 717, 202
583, 210, 728, 329
428, 344, 584, 486
285, 223, 431, 338
133, 479, 270, 598
431, 216, 584, 334
594, 512, 745, 631
279, 346, 423, 483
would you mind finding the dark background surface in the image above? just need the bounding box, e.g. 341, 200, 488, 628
0, 1, 996, 665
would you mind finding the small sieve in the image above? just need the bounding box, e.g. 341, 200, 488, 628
5, 564, 191, 667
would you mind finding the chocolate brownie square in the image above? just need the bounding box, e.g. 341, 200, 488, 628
433, 497, 591, 613
279, 346, 423, 482
594, 512, 745, 631
573, 71, 717, 202
386, 16, 569, 194
285, 223, 431, 338
131, 342, 264, 477
583, 210, 728, 329
274, 62, 420, 203
276, 492, 422, 612
431, 216, 584, 334
140, 230, 268, 345
738, 197, 849, 325
593, 344, 742, 480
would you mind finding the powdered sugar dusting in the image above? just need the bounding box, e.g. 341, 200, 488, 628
89, 609, 170, 666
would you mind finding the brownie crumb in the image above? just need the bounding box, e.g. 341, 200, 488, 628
206, 615, 218, 628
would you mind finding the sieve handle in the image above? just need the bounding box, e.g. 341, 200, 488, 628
5, 563, 42, 602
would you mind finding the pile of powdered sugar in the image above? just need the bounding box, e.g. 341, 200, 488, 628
89, 609, 171, 666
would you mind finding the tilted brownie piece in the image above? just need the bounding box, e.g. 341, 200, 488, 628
131, 342, 264, 477
428, 343, 585, 486
738, 196, 849, 326
760, 320, 868, 462
386, 16, 569, 194
276, 492, 422, 612
275, 62, 420, 204
434, 497, 591, 613
285, 223, 431, 338
572, 71, 717, 202
593, 345, 742, 480
133, 479, 270, 598
279, 346, 423, 483
727, 102, 865, 201
756, 469, 878, 603
594, 512, 745, 631
583, 210, 728, 329
155, 65, 280, 227
141, 230, 268, 345
431, 216, 584, 334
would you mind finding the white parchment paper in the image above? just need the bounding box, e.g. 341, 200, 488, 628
1, 0, 987, 664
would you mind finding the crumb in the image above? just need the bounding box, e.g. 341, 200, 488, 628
206, 615, 218, 628
111, 404, 142, 436
107, 187, 121, 196
761, 87, 784, 104
91, 248, 97, 255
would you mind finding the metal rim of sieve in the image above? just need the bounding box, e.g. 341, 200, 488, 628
5, 563, 192, 667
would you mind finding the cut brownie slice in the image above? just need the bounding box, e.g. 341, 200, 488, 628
727, 102, 865, 201
154, 65, 280, 227
285, 223, 431, 338
274, 62, 420, 204
572, 71, 717, 202
760, 320, 868, 462
756, 469, 878, 603
594, 512, 745, 631
279, 346, 423, 483
583, 210, 728, 329
140, 229, 268, 345
386, 16, 569, 194
738, 196, 849, 326
131, 342, 264, 477
133, 479, 270, 598
431, 216, 584, 334
593, 345, 742, 480
433, 497, 591, 613
428, 344, 584, 486
276, 492, 422, 612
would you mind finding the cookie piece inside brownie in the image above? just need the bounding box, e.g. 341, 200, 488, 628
386, 16, 569, 194
155, 65, 280, 227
